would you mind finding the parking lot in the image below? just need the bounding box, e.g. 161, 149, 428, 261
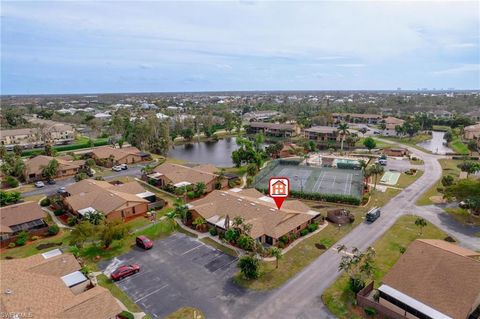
100, 233, 266, 318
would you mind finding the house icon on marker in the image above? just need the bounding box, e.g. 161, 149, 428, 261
271, 180, 287, 196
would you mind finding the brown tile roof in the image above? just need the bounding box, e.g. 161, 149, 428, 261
193, 164, 220, 175
91, 146, 141, 161
24, 155, 85, 176
304, 126, 338, 134
332, 113, 382, 119
0, 201, 46, 233
382, 239, 480, 319
153, 163, 218, 185
0, 128, 38, 137
65, 179, 148, 215
383, 116, 405, 124
189, 189, 319, 239
249, 122, 297, 131
0, 252, 121, 319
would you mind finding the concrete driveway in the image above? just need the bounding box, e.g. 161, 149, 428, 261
99, 233, 266, 319
384, 157, 412, 172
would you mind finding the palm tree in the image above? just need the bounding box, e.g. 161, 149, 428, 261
195, 182, 206, 197
269, 247, 283, 269
338, 123, 349, 151
367, 164, 384, 190
415, 217, 427, 235
42, 159, 59, 180
173, 198, 189, 224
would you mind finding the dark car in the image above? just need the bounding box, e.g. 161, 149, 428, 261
110, 264, 140, 281
365, 207, 381, 223
47, 179, 56, 185
136, 236, 153, 250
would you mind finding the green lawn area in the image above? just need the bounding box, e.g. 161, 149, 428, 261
97, 274, 142, 313
395, 170, 424, 189
164, 307, 205, 319
355, 137, 390, 149
135, 179, 177, 203
432, 125, 450, 132
234, 188, 401, 290
409, 158, 424, 165
416, 158, 463, 206
322, 215, 448, 319
1, 230, 71, 259
450, 137, 469, 155
444, 207, 480, 226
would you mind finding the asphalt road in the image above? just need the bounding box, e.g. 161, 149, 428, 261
21, 164, 146, 197
99, 233, 267, 319
246, 140, 480, 319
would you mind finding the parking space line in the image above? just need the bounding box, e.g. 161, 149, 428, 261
214, 258, 238, 272
181, 244, 202, 255
134, 284, 169, 303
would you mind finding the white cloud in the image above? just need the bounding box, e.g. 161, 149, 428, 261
433, 64, 480, 75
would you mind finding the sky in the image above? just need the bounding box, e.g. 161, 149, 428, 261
1, 1, 479, 94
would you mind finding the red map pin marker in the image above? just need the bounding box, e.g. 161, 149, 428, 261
269, 177, 290, 210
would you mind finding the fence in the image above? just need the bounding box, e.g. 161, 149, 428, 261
356, 282, 407, 319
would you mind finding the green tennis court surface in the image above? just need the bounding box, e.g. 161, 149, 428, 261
380, 171, 401, 185
254, 162, 363, 198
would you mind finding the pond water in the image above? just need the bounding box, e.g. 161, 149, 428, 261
168, 137, 240, 167
417, 131, 453, 154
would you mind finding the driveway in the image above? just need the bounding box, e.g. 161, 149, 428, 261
99, 233, 266, 319
384, 157, 412, 172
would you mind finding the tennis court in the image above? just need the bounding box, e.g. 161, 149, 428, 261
380, 171, 401, 185
255, 162, 363, 198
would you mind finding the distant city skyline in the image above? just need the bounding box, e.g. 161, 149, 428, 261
1, 1, 479, 95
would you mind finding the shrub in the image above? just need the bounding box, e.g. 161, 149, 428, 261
399, 246, 406, 254
349, 277, 365, 293
74, 172, 88, 182
238, 255, 259, 280
30, 236, 40, 241
279, 235, 289, 245
54, 209, 65, 216
228, 180, 237, 188
67, 216, 78, 226
224, 229, 239, 243
255, 187, 362, 205
47, 225, 60, 236
444, 236, 456, 243
8, 242, 16, 248
278, 241, 285, 249
40, 198, 51, 207
15, 231, 28, 246
300, 229, 309, 236
237, 234, 255, 251
364, 307, 376, 316
118, 311, 134, 319
209, 227, 218, 236
307, 223, 318, 232
3, 176, 19, 188
187, 191, 197, 199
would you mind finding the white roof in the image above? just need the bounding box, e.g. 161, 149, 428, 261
206, 215, 230, 229
61, 271, 88, 287
229, 188, 242, 193
378, 284, 453, 319
136, 191, 155, 198
42, 248, 63, 259
259, 196, 275, 203
77, 207, 96, 216
94, 113, 111, 118
147, 172, 163, 179
173, 181, 191, 188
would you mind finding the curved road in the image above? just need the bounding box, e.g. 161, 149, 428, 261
246, 142, 479, 319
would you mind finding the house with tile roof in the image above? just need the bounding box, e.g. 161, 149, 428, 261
148, 163, 227, 193
0, 201, 47, 246
23, 155, 85, 182
0, 249, 122, 319
188, 188, 322, 246
246, 122, 300, 137
64, 179, 153, 220
89, 146, 150, 167
358, 239, 480, 319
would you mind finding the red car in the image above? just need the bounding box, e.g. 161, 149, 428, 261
136, 236, 153, 250
110, 264, 140, 281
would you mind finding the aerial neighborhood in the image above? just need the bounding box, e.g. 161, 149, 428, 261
1, 2, 480, 318
1, 90, 479, 319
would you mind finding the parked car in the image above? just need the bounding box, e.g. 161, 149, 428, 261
373, 131, 381, 135
119, 164, 128, 170
110, 264, 140, 281
136, 236, 153, 250
34, 181, 45, 188
86, 169, 94, 177
57, 187, 67, 194
47, 179, 56, 185
365, 207, 381, 223
378, 159, 387, 166
112, 166, 122, 172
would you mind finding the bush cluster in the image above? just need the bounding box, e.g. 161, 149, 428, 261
40, 198, 51, 207
256, 187, 361, 205
47, 225, 60, 236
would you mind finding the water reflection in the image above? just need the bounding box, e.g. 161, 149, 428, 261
417, 131, 453, 154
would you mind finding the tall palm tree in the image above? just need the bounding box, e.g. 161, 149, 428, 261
269, 247, 283, 269
338, 123, 349, 151
368, 164, 384, 190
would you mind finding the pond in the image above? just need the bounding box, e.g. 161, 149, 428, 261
417, 131, 453, 154
168, 137, 240, 167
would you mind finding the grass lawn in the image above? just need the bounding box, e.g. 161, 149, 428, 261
164, 307, 205, 319
97, 274, 142, 313
395, 170, 424, 189
1, 229, 71, 259
322, 215, 448, 319
200, 237, 238, 257
23, 194, 47, 203
450, 137, 469, 155
355, 137, 390, 149
432, 125, 450, 132
416, 158, 463, 206
235, 188, 401, 290
378, 134, 432, 153
444, 208, 480, 226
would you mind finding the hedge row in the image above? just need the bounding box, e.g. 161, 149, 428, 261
21, 139, 109, 157
256, 187, 361, 205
